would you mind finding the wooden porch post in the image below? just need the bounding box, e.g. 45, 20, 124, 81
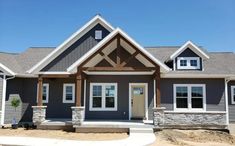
155, 67, 161, 107
76, 67, 82, 107
37, 76, 43, 106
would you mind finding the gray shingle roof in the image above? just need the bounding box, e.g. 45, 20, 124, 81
0, 46, 235, 76
0, 47, 54, 75
146, 47, 235, 75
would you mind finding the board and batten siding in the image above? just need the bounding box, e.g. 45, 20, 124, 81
41, 24, 110, 72
161, 78, 226, 111
228, 81, 235, 122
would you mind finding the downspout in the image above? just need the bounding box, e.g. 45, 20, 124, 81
1, 75, 15, 126
225, 78, 230, 126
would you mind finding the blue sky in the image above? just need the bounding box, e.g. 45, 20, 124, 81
0, 0, 234, 53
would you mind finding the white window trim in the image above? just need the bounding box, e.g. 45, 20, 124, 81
63, 83, 75, 103
173, 84, 206, 111
177, 57, 200, 70
89, 83, 117, 111
231, 86, 235, 104
95, 30, 102, 40
37, 83, 49, 103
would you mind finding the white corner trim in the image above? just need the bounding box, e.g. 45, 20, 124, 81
1, 75, 6, 125
169, 41, 210, 60
67, 28, 170, 73
0, 63, 15, 75
63, 83, 75, 103
89, 83, 118, 111
225, 79, 230, 125
27, 15, 114, 74
231, 85, 235, 104
129, 83, 148, 120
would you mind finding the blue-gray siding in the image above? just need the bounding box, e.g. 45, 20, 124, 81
228, 81, 235, 122
161, 78, 225, 111
41, 24, 110, 71
85, 75, 154, 120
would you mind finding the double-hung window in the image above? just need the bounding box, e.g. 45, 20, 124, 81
231, 86, 235, 104
90, 83, 117, 111
63, 84, 75, 103
37, 83, 49, 103
174, 84, 206, 111
177, 57, 200, 69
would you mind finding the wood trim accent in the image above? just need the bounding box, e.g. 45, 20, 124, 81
99, 52, 116, 67
40, 74, 74, 78
116, 35, 121, 66
76, 67, 82, 106
80, 36, 118, 68
120, 35, 159, 67
37, 76, 43, 106
120, 51, 139, 67
154, 67, 161, 107
84, 67, 156, 71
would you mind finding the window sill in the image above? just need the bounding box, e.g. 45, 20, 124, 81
166, 110, 226, 114
89, 108, 117, 111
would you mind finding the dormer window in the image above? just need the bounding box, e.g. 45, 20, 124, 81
95, 30, 102, 40
177, 57, 200, 69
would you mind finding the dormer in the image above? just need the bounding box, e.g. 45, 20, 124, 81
167, 41, 209, 71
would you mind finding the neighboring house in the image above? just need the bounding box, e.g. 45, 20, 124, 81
0, 15, 235, 129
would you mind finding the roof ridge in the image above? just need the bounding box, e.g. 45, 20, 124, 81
210, 51, 234, 54
0, 51, 19, 55
28, 47, 56, 49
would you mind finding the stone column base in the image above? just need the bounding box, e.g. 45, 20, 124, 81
32, 106, 47, 125
153, 107, 166, 127
71, 106, 85, 127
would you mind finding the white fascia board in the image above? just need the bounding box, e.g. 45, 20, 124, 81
27, 15, 114, 74
38, 72, 71, 75
161, 73, 235, 78
0, 63, 16, 75
83, 71, 155, 75
169, 41, 210, 61
67, 28, 171, 73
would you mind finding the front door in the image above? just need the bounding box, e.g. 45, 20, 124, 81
130, 84, 146, 120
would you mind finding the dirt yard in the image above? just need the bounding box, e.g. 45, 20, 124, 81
0, 128, 128, 141
152, 129, 235, 146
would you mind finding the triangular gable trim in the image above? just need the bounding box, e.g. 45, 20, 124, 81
169, 41, 210, 60
0, 63, 15, 75
67, 28, 171, 73
27, 15, 114, 74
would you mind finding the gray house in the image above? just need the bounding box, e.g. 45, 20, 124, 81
0, 15, 235, 129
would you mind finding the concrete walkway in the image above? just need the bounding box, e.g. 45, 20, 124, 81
0, 130, 156, 146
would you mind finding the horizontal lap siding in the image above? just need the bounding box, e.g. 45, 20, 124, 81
85, 75, 154, 120
228, 81, 235, 122
161, 78, 225, 111
0, 76, 3, 122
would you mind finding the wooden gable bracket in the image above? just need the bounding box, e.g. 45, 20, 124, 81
120, 51, 139, 67
116, 35, 121, 66
99, 52, 116, 67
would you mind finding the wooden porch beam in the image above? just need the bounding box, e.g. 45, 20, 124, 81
40, 74, 74, 78
37, 76, 43, 106
155, 67, 161, 107
76, 67, 82, 107
84, 67, 156, 71
120, 51, 139, 67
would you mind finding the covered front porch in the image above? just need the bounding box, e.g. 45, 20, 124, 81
32, 30, 164, 129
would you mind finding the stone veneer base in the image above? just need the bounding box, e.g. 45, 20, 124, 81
32, 106, 47, 125
71, 106, 85, 127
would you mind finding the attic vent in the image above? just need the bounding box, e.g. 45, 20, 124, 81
95, 30, 102, 40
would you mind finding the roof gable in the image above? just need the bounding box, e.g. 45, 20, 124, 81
67, 28, 171, 73
27, 15, 114, 74
169, 41, 210, 61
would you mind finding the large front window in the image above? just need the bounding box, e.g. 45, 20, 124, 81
174, 84, 205, 111
90, 83, 117, 111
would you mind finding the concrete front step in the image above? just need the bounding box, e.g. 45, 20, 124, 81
129, 128, 153, 134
